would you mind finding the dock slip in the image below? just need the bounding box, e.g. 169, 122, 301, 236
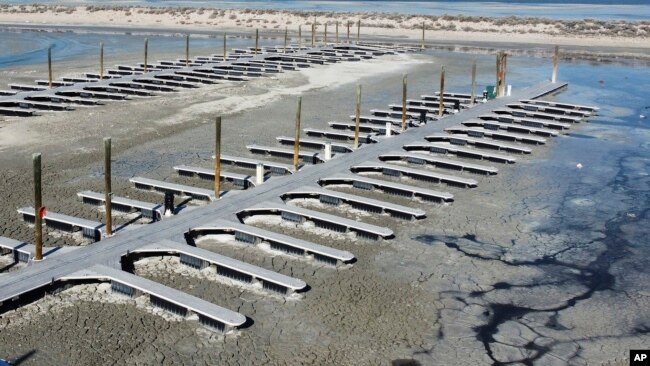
304, 128, 376, 143
318, 173, 454, 203
218, 154, 294, 175
0, 236, 79, 263
17, 207, 104, 242
481, 112, 572, 130
77, 191, 163, 222
174, 165, 255, 188
378, 151, 498, 175
130, 240, 307, 294
351, 115, 407, 126
281, 185, 426, 220
276, 136, 354, 153
461, 119, 559, 137
520, 99, 599, 113
370, 108, 434, 121
491, 108, 583, 124
350, 161, 478, 188
328, 122, 401, 136
130, 177, 216, 201
403, 142, 517, 164
187, 219, 355, 265
62, 264, 247, 333
247, 144, 324, 164
444, 126, 547, 145
507, 102, 592, 117
424, 134, 532, 154
238, 201, 393, 240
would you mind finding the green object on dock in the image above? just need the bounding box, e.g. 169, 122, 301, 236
486, 85, 497, 99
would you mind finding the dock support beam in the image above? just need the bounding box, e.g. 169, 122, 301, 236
324, 142, 332, 161
33, 153, 43, 261
47, 47, 53, 89
401, 74, 407, 132
552, 45, 559, 83
439, 66, 445, 117
214, 117, 222, 198
104, 137, 113, 236
385, 122, 392, 137
470, 59, 477, 106
293, 96, 302, 172
354, 84, 362, 149
185, 34, 190, 67
144, 38, 149, 73
496, 51, 507, 98
256, 163, 264, 185
100, 42, 104, 80
255, 29, 259, 55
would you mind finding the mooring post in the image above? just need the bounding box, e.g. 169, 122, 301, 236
552, 45, 559, 83
439, 66, 445, 117
144, 38, 149, 73
354, 84, 362, 149
33, 153, 43, 261
214, 116, 222, 198
255, 29, 259, 55
256, 163, 264, 185
401, 74, 407, 132
470, 59, 477, 106
299, 25, 302, 49
324, 23, 328, 45
185, 34, 190, 67
324, 142, 332, 161
100, 42, 104, 80
104, 137, 112, 236
293, 96, 302, 172
496, 51, 507, 97
357, 20, 361, 44
421, 22, 425, 49
284, 27, 288, 53
385, 122, 392, 137
347, 21, 351, 44
47, 47, 52, 89
311, 23, 315, 47
223, 33, 227, 60
336, 21, 339, 45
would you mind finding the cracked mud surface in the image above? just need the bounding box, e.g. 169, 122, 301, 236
0, 47, 649, 365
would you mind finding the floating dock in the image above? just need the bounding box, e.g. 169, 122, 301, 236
17, 207, 104, 241
77, 191, 163, 221
130, 177, 216, 201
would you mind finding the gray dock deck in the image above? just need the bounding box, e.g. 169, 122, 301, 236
130, 177, 216, 201
247, 144, 324, 164
187, 219, 355, 265
481, 112, 572, 130
350, 161, 478, 188
461, 119, 559, 137
219, 154, 294, 175
17, 207, 104, 241
238, 201, 393, 240
378, 151, 498, 175
492, 108, 583, 124
520, 99, 598, 112
276, 136, 354, 153
281, 185, 426, 220
444, 126, 547, 145
424, 134, 532, 154
174, 165, 255, 188
507, 102, 591, 117
327, 122, 401, 136
77, 191, 163, 221
403, 142, 517, 164
304, 128, 376, 143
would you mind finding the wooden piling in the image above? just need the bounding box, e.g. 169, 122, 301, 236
293, 96, 302, 172
496, 51, 507, 97
354, 84, 362, 149
552, 45, 559, 83
336, 21, 339, 45
284, 27, 288, 53
299, 25, 302, 49
401, 74, 407, 132
223, 33, 227, 60
311, 23, 315, 47
214, 116, 222, 198
470, 59, 477, 106
347, 21, 350, 44
421, 22, 425, 49
100, 42, 104, 80
144, 38, 149, 73
47, 47, 52, 89
439, 66, 445, 117
185, 34, 190, 67
33, 153, 42, 261
324, 23, 328, 45
104, 137, 112, 236
255, 29, 259, 55
357, 20, 361, 44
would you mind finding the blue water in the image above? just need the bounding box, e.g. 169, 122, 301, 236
2, 1, 650, 20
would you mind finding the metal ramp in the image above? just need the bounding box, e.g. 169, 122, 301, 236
186, 219, 355, 266
238, 201, 393, 240
281, 185, 426, 220
173, 165, 256, 188
403, 142, 517, 164
319, 173, 454, 203
246, 144, 324, 164
462, 119, 559, 137
62, 264, 247, 333
276, 136, 354, 153
77, 191, 163, 222
424, 134, 532, 154
129, 177, 216, 201
131, 240, 307, 294
351, 161, 478, 188
481, 112, 572, 130
304, 128, 376, 143
378, 151, 498, 175
444, 126, 547, 145
17, 207, 104, 242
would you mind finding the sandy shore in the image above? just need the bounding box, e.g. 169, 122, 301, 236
0, 4, 647, 52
